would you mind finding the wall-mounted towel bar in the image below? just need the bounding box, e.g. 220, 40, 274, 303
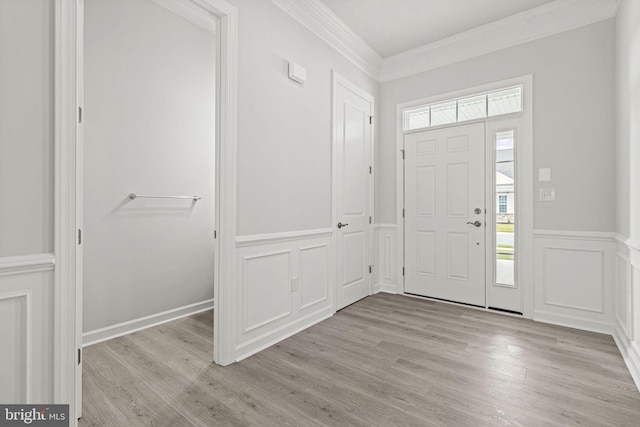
129, 193, 201, 201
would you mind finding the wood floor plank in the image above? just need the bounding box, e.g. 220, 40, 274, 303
80, 294, 640, 426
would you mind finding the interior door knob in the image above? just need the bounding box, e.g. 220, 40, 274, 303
337, 222, 349, 229
466, 220, 482, 227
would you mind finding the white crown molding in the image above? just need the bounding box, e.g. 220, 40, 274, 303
379, 0, 619, 82
269, 0, 382, 80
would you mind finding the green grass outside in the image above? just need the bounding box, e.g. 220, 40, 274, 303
496, 223, 514, 233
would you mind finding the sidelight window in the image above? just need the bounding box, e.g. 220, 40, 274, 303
496, 130, 515, 287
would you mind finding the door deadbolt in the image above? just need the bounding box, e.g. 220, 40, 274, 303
474, 208, 482, 214
466, 221, 482, 227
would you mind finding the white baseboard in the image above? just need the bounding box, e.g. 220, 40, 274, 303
83, 299, 214, 347
533, 310, 613, 335
613, 322, 640, 392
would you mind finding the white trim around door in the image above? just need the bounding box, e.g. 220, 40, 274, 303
396, 75, 533, 318
54, 0, 80, 419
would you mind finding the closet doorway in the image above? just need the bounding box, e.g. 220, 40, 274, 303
80, 0, 219, 417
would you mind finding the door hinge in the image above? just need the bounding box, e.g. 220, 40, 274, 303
369, 265, 373, 274
78, 229, 82, 245
369, 116, 373, 125
78, 107, 83, 124
214, 230, 217, 239
369, 216, 372, 224
77, 348, 82, 365
401, 149, 405, 160
402, 267, 405, 276
369, 165, 372, 174
402, 208, 405, 218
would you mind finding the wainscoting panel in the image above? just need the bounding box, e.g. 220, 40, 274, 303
613, 239, 640, 390
373, 224, 398, 294
0, 290, 30, 403
242, 250, 292, 333
299, 243, 330, 310
235, 229, 333, 361
0, 254, 55, 404
542, 247, 604, 313
533, 231, 615, 334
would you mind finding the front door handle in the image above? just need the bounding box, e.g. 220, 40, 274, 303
466, 221, 482, 227
337, 222, 349, 229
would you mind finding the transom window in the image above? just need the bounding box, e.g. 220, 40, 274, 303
403, 86, 522, 131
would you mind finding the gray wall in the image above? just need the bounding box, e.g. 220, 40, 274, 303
0, 0, 53, 257
227, 0, 379, 236
377, 19, 616, 232
83, 0, 216, 332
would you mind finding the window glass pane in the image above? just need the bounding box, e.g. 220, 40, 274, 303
404, 106, 430, 131
496, 130, 515, 286
457, 95, 486, 121
430, 101, 456, 126
498, 195, 507, 213
488, 87, 522, 117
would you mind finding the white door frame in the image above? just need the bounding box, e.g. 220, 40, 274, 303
55, 0, 238, 422
331, 71, 375, 311
395, 75, 533, 318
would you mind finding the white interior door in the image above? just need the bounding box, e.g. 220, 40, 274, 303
404, 122, 486, 306
334, 76, 372, 310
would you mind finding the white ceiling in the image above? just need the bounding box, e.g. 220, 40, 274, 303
320, 0, 556, 58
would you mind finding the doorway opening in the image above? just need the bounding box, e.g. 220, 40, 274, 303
75, 0, 236, 419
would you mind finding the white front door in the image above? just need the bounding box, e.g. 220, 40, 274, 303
334, 75, 372, 310
404, 122, 486, 306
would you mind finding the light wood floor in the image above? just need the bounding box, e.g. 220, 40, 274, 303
80, 294, 640, 426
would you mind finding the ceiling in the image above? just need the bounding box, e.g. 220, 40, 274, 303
320, 0, 556, 58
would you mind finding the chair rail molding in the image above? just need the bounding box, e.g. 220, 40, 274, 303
236, 228, 333, 247
0, 254, 55, 277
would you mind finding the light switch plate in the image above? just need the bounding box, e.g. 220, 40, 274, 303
539, 168, 551, 182
540, 188, 556, 202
